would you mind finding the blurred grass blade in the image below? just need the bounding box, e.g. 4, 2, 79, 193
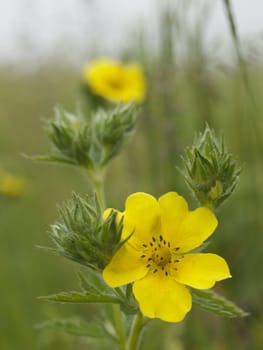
222, 0, 251, 96
192, 288, 249, 318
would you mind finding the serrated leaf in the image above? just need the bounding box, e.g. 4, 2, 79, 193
39, 291, 122, 304
36, 318, 109, 338
192, 289, 249, 318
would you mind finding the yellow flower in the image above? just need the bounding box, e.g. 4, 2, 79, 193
0, 171, 25, 197
83, 58, 146, 103
103, 192, 231, 323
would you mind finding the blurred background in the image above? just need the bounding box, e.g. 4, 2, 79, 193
0, 0, 262, 349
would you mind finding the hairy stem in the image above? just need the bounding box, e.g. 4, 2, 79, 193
127, 312, 145, 350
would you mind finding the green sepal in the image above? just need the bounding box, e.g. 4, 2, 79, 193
36, 318, 110, 338
192, 288, 249, 318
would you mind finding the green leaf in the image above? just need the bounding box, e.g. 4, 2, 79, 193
192, 289, 249, 318
27, 154, 76, 165
78, 270, 117, 298
39, 291, 122, 304
36, 318, 109, 338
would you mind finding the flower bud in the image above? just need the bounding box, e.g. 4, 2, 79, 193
181, 125, 241, 209
50, 193, 123, 270
36, 104, 138, 174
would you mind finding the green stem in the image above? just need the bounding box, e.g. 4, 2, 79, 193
86, 167, 128, 350
87, 168, 106, 211
113, 304, 127, 350
127, 312, 145, 350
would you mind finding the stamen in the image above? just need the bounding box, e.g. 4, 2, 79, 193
165, 271, 168, 276
140, 255, 146, 258
148, 257, 152, 261
150, 242, 153, 246
153, 269, 158, 273
152, 236, 156, 242
175, 247, 180, 251
163, 240, 166, 245
146, 264, 151, 268
142, 244, 148, 248
168, 242, 171, 248
174, 260, 179, 263
159, 235, 163, 241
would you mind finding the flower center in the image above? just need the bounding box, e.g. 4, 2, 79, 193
152, 246, 171, 267
105, 76, 125, 91
140, 235, 182, 277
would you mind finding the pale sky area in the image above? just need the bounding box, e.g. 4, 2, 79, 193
0, 0, 263, 69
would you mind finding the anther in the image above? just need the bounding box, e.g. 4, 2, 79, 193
140, 255, 146, 258
159, 235, 163, 241
163, 240, 166, 245
165, 271, 168, 276
148, 257, 152, 261
150, 242, 153, 246
175, 247, 180, 251
142, 244, 148, 248
152, 237, 156, 242
174, 260, 179, 263
158, 244, 161, 248
168, 242, 171, 248
146, 264, 151, 268
153, 269, 158, 273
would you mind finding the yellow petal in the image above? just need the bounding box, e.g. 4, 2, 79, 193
122, 192, 160, 245
175, 207, 218, 253
158, 192, 189, 241
103, 244, 148, 288
133, 272, 192, 322
174, 253, 231, 289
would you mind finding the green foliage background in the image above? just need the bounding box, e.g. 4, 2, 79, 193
1, 7, 263, 350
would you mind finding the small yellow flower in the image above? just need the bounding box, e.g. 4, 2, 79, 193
0, 171, 25, 197
83, 58, 146, 103
103, 192, 231, 322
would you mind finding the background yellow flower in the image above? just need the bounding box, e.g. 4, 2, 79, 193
0, 171, 25, 197
83, 58, 146, 103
